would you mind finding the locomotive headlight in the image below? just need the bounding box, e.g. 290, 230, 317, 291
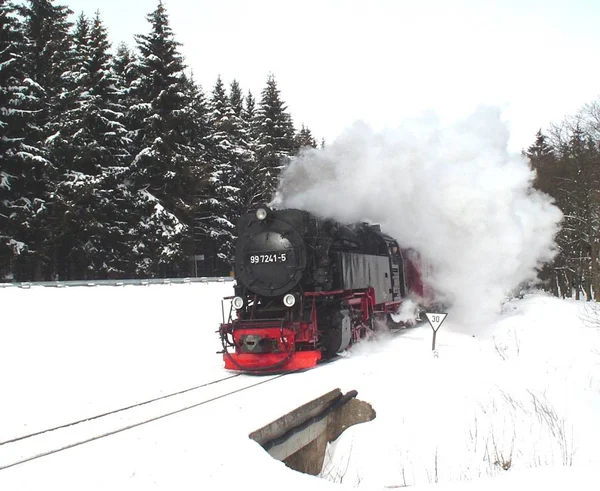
283, 293, 296, 308
232, 296, 245, 310
256, 207, 268, 220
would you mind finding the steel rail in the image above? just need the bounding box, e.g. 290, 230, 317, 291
0, 371, 296, 472
0, 374, 242, 447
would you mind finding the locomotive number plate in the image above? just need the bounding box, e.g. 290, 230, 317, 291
248, 251, 291, 264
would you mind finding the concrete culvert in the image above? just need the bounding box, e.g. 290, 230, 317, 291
249, 389, 376, 475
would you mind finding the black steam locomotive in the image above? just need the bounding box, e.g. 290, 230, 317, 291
218, 205, 429, 372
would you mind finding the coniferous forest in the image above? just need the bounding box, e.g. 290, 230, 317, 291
528, 103, 600, 301
1, 2, 599, 300
0, 0, 318, 281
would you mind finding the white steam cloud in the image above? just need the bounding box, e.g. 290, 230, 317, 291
272, 107, 563, 321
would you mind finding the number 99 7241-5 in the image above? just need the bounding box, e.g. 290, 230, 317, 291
249, 253, 287, 264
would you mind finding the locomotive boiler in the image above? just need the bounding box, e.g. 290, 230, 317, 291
218, 205, 429, 373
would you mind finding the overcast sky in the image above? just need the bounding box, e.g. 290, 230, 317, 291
64, 0, 600, 151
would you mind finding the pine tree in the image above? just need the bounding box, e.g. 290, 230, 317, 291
527, 130, 557, 195
229, 79, 243, 118
526, 130, 562, 296
230, 88, 261, 214
242, 90, 256, 126
127, 1, 206, 276
112, 41, 138, 161
7, 0, 74, 280
231, 85, 261, 213
294, 124, 317, 150
537, 124, 600, 300
0, 0, 45, 279
561, 128, 600, 301
47, 11, 132, 279
242, 90, 259, 139
197, 76, 237, 273
183, 74, 211, 148
72, 11, 89, 54
181, 74, 214, 274
255, 74, 295, 202
113, 42, 133, 80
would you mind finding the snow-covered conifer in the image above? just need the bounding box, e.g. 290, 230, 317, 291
126, 1, 206, 276
48, 11, 133, 279
294, 124, 318, 151
2, 0, 74, 280
0, 0, 44, 278
255, 74, 295, 201
229, 79, 243, 118
195, 76, 237, 272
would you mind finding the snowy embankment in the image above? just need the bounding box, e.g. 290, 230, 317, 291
322, 295, 600, 488
0, 282, 599, 490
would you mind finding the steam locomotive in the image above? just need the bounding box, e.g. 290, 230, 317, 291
218, 205, 431, 373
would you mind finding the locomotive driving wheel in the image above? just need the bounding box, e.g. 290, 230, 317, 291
320, 307, 352, 357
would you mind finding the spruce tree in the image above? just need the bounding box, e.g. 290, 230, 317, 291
113, 42, 133, 80
526, 130, 556, 195
294, 124, 318, 150
112, 41, 138, 161
526, 130, 564, 296
8, 0, 74, 280
183, 74, 211, 149
231, 89, 261, 214
243, 89, 257, 137
0, 0, 45, 279
198, 76, 237, 272
48, 11, 132, 279
255, 74, 295, 202
560, 127, 600, 300
72, 12, 89, 56
229, 79, 244, 117
127, 1, 205, 276
182, 74, 213, 273
229, 84, 260, 214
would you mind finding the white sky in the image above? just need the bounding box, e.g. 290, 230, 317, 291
65, 0, 600, 151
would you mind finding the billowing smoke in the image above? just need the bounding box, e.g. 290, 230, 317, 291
272, 107, 562, 321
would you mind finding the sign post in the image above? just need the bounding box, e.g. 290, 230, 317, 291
425, 312, 448, 353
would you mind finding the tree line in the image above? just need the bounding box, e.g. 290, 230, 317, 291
0, 0, 318, 281
528, 102, 600, 300
4, 1, 596, 296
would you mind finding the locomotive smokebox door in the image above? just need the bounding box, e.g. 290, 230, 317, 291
234, 210, 307, 297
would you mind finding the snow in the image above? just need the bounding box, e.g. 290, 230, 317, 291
0, 171, 13, 190
0, 282, 599, 490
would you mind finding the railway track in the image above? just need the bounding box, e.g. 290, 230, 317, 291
0, 371, 292, 471
0, 329, 413, 472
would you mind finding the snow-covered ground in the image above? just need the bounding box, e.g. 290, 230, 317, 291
1, 281, 599, 490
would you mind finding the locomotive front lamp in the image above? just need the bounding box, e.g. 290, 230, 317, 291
283, 293, 296, 308
256, 207, 268, 220
232, 296, 245, 310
